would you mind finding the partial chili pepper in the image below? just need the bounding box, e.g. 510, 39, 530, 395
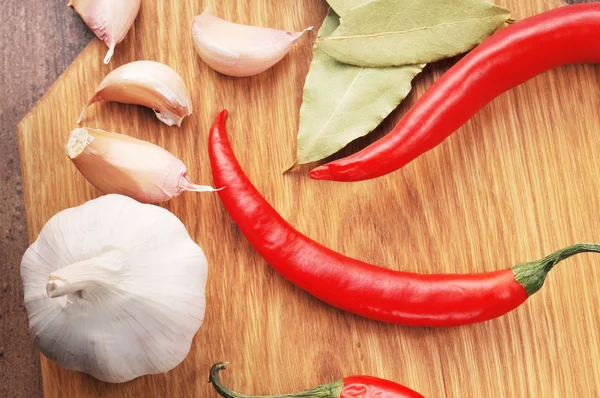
209, 110, 600, 327
210, 362, 424, 398
308, 4, 600, 182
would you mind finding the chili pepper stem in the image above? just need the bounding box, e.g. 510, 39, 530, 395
209, 362, 343, 398
512, 243, 600, 296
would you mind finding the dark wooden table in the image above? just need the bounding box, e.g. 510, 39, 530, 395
0, 0, 589, 397
0, 2, 92, 396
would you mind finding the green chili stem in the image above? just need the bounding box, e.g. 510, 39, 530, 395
209, 363, 343, 398
512, 243, 600, 296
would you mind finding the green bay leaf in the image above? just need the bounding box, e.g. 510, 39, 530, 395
293, 9, 423, 165
317, 0, 510, 67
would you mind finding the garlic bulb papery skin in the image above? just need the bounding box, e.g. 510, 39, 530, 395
66, 127, 217, 204
20, 194, 208, 383
68, 0, 141, 64
78, 61, 193, 127
192, 9, 312, 77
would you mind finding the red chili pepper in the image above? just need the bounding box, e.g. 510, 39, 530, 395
210, 362, 424, 398
309, 4, 600, 182
209, 110, 600, 327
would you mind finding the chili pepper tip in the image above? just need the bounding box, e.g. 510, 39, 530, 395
216, 109, 228, 121
309, 164, 331, 180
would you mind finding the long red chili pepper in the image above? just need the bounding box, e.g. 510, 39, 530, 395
209, 110, 600, 327
309, 4, 600, 182
210, 362, 424, 398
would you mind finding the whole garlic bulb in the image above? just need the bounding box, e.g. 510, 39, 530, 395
20, 195, 208, 383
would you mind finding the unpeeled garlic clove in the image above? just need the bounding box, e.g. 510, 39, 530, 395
68, 0, 141, 64
192, 9, 312, 77
78, 61, 193, 127
66, 127, 217, 204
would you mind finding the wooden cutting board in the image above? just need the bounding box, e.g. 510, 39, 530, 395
17, 0, 600, 396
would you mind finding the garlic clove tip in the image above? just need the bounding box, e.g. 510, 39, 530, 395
185, 185, 221, 193
104, 43, 116, 64
180, 175, 220, 193
77, 107, 86, 124
70, 0, 140, 64
298, 26, 314, 37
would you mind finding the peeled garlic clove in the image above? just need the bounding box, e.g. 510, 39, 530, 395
68, 0, 141, 64
78, 61, 193, 127
66, 127, 217, 204
192, 9, 312, 77
21, 194, 208, 383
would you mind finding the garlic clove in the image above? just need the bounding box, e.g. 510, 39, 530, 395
66, 127, 217, 204
78, 61, 193, 127
21, 194, 208, 383
192, 9, 312, 77
68, 0, 141, 64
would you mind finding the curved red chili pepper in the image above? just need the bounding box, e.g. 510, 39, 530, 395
341, 376, 423, 398
209, 362, 424, 398
309, 4, 600, 182
209, 110, 600, 327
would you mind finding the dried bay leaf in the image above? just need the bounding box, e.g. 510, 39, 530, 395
317, 0, 510, 67
327, 0, 373, 16
291, 10, 424, 166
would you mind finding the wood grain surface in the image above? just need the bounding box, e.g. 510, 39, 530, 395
16, 0, 600, 397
